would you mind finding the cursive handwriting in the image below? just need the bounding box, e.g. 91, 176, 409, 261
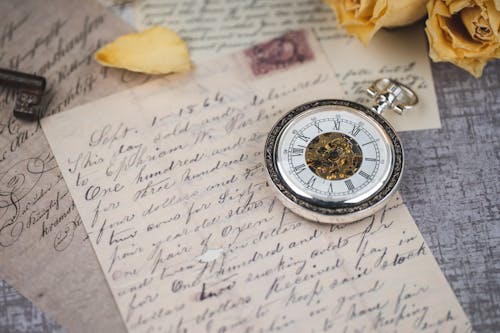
134, 0, 439, 132
41, 37, 469, 333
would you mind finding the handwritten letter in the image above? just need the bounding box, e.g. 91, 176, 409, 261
134, 0, 440, 131
42, 34, 470, 333
0, 0, 150, 332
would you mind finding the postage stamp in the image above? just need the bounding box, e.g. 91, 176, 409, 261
244, 30, 315, 77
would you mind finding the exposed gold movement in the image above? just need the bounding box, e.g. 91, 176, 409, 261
306, 132, 362, 180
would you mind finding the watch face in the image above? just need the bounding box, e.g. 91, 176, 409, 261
271, 101, 398, 208
265, 95, 406, 224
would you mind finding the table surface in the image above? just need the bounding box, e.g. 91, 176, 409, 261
0, 57, 499, 333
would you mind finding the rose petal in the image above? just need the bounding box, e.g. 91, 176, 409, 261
94, 26, 191, 75
485, 0, 500, 35
325, 0, 426, 44
377, 0, 427, 28
447, 0, 474, 14
461, 5, 495, 41
358, 0, 377, 19
494, 0, 500, 11
426, 0, 500, 77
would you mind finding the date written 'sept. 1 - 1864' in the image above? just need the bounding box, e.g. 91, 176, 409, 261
264, 78, 418, 224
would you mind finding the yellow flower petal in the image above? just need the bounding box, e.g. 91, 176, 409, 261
494, 0, 500, 11
94, 26, 191, 75
461, 5, 495, 41
425, 0, 500, 77
325, 0, 427, 45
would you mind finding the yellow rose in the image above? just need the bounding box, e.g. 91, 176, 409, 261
425, 0, 500, 77
325, 0, 428, 45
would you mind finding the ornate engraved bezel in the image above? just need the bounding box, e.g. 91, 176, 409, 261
264, 99, 403, 224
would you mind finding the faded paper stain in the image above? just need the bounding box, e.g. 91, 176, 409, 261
198, 249, 224, 263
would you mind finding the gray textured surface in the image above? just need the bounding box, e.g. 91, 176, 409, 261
0, 281, 64, 333
0, 63, 498, 333
401, 59, 500, 333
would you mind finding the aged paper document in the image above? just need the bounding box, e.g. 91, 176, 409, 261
42, 32, 470, 332
134, 0, 440, 132
0, 0, 149, 332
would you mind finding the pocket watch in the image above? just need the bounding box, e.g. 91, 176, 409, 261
264, 78, 418, 224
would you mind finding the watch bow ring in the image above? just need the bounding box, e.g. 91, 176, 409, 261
264, 78, 418, 224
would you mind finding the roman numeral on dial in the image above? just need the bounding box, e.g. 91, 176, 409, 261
293, 130, 310, 142
333, 118, 341, 131
358, 170, 371, 179
294, 164, 306, 174
351, 124, 362, 136
306, 176, 316, 188
291, 148, 304, 156
345, 179, 355, 191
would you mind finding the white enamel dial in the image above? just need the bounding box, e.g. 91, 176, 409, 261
276, 104, 394, 204
266, 79, 415, 224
